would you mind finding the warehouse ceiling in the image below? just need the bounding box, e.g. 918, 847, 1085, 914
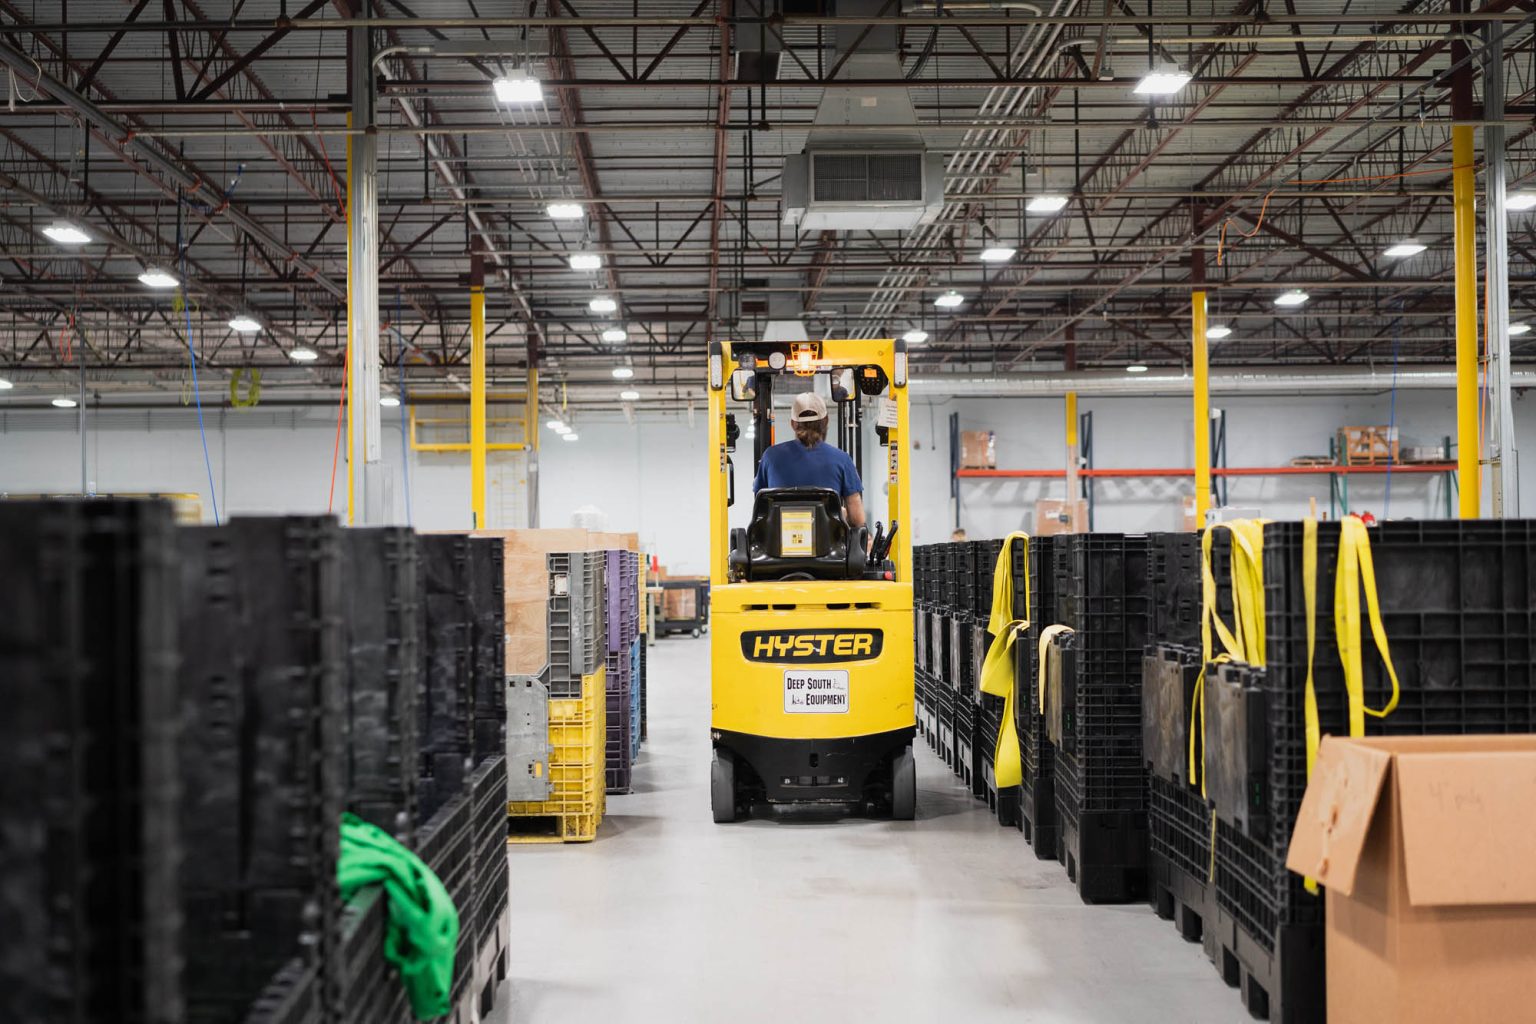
2, 0, 1536, 407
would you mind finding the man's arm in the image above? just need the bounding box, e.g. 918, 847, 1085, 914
844, 492, 866, 529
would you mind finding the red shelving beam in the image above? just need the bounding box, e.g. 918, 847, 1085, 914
957, 464, 1457, 480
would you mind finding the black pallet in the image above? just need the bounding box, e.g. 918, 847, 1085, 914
338, 887, 411, 1024
0, 500, 183, 1024
468, 537, 507, 762
342, 528, 421, 836
1148, 774, 1214, 950
1014, 618, 1056, 858
1209, 903, 1326, 1024
178, 517, 346, 1024
244, 958, 323, 1024
973, 538, 1003, 617
419, 536, 476, 820
1149, 531, 1202, 648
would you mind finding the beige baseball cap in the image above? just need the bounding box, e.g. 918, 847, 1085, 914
790, 391, 828, 422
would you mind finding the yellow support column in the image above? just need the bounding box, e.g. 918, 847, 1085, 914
1453, 124, 1480, 518
1064, 391, 1078, 505
470, 255, 488, 528
1192, 289, 1211, 524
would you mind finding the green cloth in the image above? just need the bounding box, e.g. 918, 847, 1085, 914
338, 812, 459, 1021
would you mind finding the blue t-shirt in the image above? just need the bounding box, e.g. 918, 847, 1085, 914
754, 439, 863, 498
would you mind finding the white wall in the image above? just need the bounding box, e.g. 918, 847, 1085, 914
5, 388, 1532, 568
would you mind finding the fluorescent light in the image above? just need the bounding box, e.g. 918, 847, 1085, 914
1026, 195, 1069, 214
493, 74, 542, 104
619, 389, 640, 401
1383, 242, 1426, 258
228, 316, 262, 333
1134, 63, 1192, 96
546, 202, 585, 220
548, 420, 569, 433
42, 221, 91, 245
288, 347, 320, 362
979, 246, 1016, 262
934, 289, 965, 308
1206, 325, 1232, 340
902, 329, 929, 345
138, 268, 179, 289
0, 378, 11, 390
561, 432, 579, 442
1273, 289, 1310, 307
601, 328, 627, 343
1509, 323, 1532, 336
612, 366, 635, 379
569, 253, 602, 271
1126, 364, 1149, 373
51, 397, 78, 408
1506, 192, 1536, 211
589, 297, 618, 314
380, 396, 401, 408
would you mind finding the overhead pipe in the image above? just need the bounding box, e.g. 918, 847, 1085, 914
908, 366, 1536, 398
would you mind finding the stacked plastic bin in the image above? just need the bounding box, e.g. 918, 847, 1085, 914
507, 551, 608, 841
603, 549, 643, 793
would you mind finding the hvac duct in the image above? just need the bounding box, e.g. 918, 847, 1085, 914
909, 366, 1536, 397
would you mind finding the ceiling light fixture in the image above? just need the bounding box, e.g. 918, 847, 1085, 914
52, 397, 78, 408
619, 389, 640, 401
379, 396, 401, 408
589, 297, 617, 314
1125, 364, 1149, 373
1383, 242, 1426, 258
902, 329, 929, 345
546, 202, 585, 220
612, 366, 635, 380
601, 328, 627, 343
228, 316, 262, 333
569, 252, 602, 271
492, 72, 542, 104
0, 378, 12, 390
138, 268, 179, 289
42, 221, 91, 245
934, 290, 965, 308
1134, 63, 1192, 96
1025, 195, 1069, 214
979, 246, 1016, 262
1506, 192, 1536, 211
548, 419, 569, 433
1273, 289, 1310, 307
288, 347, 320, 362
1508, 323, 1532, 336
561, 432, 579, 442
1205, 325, 1232, 340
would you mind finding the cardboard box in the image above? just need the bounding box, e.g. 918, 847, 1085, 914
1285, 735, 1536, 1024
663, 588, 696, 621
1034, 499, 1087, 536
959, 430, 996, 469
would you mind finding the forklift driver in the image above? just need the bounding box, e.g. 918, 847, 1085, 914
752, 391, 866, 529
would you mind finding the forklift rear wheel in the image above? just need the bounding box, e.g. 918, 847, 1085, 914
711, 752, 738, 823
891, 745, 916, 821
691, 627, 702, 638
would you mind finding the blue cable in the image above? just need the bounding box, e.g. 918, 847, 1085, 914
1383, 303, 1402, 520
178, 235, 221, 526
394, 289, 413, 526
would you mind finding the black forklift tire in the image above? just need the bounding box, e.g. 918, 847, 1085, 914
891, 745, 917, 821
711, 751, 738, 823
691, 627, 702, 638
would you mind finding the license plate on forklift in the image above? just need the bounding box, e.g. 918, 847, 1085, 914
783, 670, 849, 713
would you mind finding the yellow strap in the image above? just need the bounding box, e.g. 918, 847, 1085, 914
1302, 517, 1321, 895
1037, 624, 1075, 716
986, 530, 1032, 634
1333, 515, 1402, 736
1192, 518, 1267, 792
981, 532, 1032, 789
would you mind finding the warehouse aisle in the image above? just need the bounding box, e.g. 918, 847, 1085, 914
494, 637, 1244, 1024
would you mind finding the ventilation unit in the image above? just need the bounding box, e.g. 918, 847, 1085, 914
783, 150, 945, 231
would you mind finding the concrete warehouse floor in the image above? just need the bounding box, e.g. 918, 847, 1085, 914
492, 636, 1246, 1024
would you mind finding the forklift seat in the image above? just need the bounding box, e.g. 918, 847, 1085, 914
729, 487, 868, 582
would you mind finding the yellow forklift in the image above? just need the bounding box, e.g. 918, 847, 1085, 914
706, 337, 915, 822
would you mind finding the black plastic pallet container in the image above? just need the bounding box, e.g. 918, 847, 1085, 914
0, 500, 183, 1024
1149, 532, 1202, 648
1014, 607, 1056, 857
1142, 644, 1202, 788
341, 528, 421, 835
468, 537, 507, 762
974, 538, 1003, 617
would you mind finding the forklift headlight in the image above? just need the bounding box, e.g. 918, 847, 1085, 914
709, 341, 724, 390
893, 339, 908, 387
